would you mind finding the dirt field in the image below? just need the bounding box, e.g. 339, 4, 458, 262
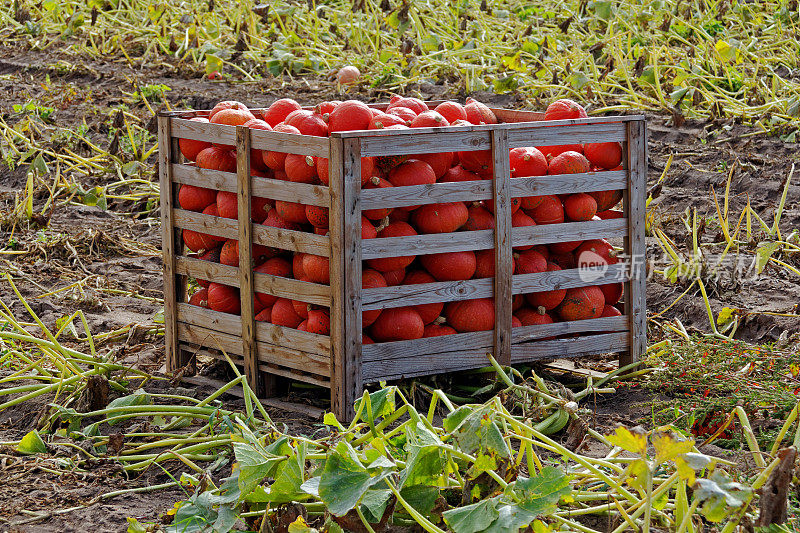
1, 44, 798, 531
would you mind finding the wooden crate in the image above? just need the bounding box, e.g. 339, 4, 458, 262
158, 104, 647, 421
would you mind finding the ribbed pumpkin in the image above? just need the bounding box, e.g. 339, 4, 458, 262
556, 286, 604, 321
328, 100, 373, 132
254, 257, 292, 307
209, 103, 255, 128
370, 307, 425, 341
464, 98, 498, 125
179, 184, 217, 212
362, 269, 388, 327
539, 144, 585, 160
548, 151, 591, 175
445, 298, 495, 332
544, 99, 588, 121
423, 322, 457, 337
563, 193, 597, 221
207, 283, 241, 314
549, 252, 576, 270
305, 205, 329, 228
179, 117, 212, 162
411, 202, 468, 234
516, 306, 555, 327
389, 159, 436, 188
589, 189, 623, 212
301, 254, 330, 284
596, 209, 624, 220
433, 101, 467, 123
386, 106, 418, 124
315, 155, 375, 186
188, 288, 209, 308
284, 154, 318, 183
255, 307, 272, 322
549, 240, 582, 254
252, 196, 273, 223
510, 147, 548, 177
528, 195, 564, 225
362, 177, 394, 220
403, 270, 444, 324
575, 239, 618, 266
293, 253, 306, 280
386, 96, 428, 115
208, 101, 245, 120
365, 221, 417, 272
457, 150, 492, 176
243, 118, 272, 171
292, 300, 315, 319
511, 210, 536, 250
525, 262, 567, 310
183, 229, 218, 253
409, 110, 449, 128
271, 298, 303, 328
263, 123, 301, 170
584, 142, 622, 170
413, 151, 454, 179
215, 190, 237, 219
515, 249, 547, 274
284, 110, 328, 137
369, 113, 407, 129
219, 239, 239, 266
601, 304, 622, 317
474, 249, 517, 278
306, 309, 330, 335
275, 200, 309, 224
383, 268, 406, 286
420, 250, 476, 281
263, 207, 302, 231
600, 282, 623, 305
441, 164, 482, 183
262, 98, 302, 127
361, 216, 379, 239
463, 203, 495, 232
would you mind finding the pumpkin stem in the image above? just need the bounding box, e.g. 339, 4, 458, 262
376, 216, 390, 232
537, 306, 547, 315
370, 176, 381, 186
433, 316, 447, 325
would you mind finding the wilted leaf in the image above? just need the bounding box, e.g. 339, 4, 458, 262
693, 469, 752, 522
318, 441, 392, 516
651, 429, 694, 465
515, 466, 571, 516
675, 452, 715, 485
17, 430, 47, 455
607, 426, 647, 455
756, 241, 781, 274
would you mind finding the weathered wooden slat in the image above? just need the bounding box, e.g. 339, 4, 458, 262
172, 164, 330, 207
506, 123, 626, 148
362, 330, 493, 361
249, 128, 329, 157
236, 125, 261, 394
178, 341, 243, 365
622, 119, 647, 365
360, 263, 629, 310
176, 318, 330, 377
361, 218, 627, 259
175, 256, 331, 306
171, 119, 236, 145
158, 114, 183, 371
257, 364, 330, 387
173, 208, 238, 240
491, 129, 513, 365
172, 119, 328, 157
252, 224, 331, 256
511, 331, 629, 362
511, 315, 628, 342
172, 164, 237, 193
358, 170, 627, 210
513, 262, 630, 294
362, 330, 629, 381
329, 137, 364, 422
512, 218, 628, 248
490, 108, 545, 123
362, 278, 493, 310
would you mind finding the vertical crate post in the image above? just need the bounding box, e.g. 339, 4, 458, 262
329, 136, 363, 422
491, 129, 513, 365
622, 119, 647, 365
158, 113, 185, 372
235, 125, 261, 394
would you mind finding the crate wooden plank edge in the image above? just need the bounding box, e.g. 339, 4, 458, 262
361, 263, 630, 310
361, 218, 628, 259
172, 164, 330, 207
362, 330, 629, 382
360, 170, 627, 210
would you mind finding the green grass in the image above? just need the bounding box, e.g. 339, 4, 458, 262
2, 0, 799, 125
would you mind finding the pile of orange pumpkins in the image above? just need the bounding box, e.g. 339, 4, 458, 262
177, 97, 624, 343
